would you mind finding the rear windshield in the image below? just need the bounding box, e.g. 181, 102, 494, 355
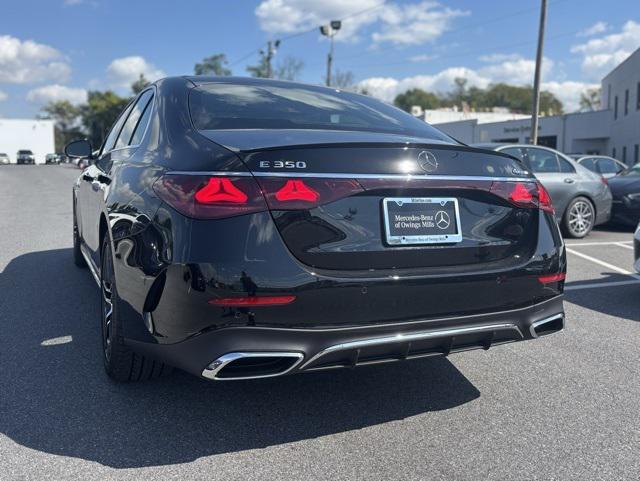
189, 82, 454, 141
18, 150, 33, 154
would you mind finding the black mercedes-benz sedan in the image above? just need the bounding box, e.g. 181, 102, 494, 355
608, 164, 640, 226
66, 76, 566, 382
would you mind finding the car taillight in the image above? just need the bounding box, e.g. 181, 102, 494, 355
490, 181, 555, 214
153, 174, 267, 219
257, 177, 363, 210
209, 295, 296, 307
538, 273, 566, 284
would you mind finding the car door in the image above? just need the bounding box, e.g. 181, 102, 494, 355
523, 147, 578, 219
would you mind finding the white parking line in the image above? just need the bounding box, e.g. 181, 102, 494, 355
565, 279, 640, 291
566, 247, 640, 277
615, 242, 634, 250
565, 241, 633, 247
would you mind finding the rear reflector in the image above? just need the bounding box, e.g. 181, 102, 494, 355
209, 295, 297, 307
537, 273, 566, 284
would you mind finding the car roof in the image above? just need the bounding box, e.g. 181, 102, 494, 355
183, 75, 361, 95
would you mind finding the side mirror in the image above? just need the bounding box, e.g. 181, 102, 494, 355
65, 139, 93, 159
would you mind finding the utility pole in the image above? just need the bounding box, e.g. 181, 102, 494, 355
320, 21, 342, 86
265, 40, 280, 78
530, 0, 548, 145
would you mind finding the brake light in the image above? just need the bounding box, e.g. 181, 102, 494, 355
490, 181, 554, 214
538, 273, 566, 284
537, 182, 555, 214
209, 295, 296, 307
275, 180, 320, 202
258, 177, 363, 210
195, 178, 248, 204
153, 174, 267, 219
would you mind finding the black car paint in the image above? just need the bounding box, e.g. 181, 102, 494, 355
608, 175, 640, 226
73, 76, 565, 379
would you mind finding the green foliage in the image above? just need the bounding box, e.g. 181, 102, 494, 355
393, 82, 564, 116
394, 88, 440, 111
80, 91, 130, 148
131, 74, 150, 95
194, 54, 232, 76
246, 53, 270, 78
579, 87, 601, 111
40, 101, 84, 151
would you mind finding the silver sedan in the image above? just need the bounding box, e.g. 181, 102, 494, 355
473, 143, 612, 238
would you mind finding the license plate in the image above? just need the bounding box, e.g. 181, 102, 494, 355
383, 197, 462, 245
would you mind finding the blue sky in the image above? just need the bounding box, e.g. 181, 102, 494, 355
1, 0, 638, 117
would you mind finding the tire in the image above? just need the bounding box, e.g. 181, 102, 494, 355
563, 196, 595, 238
73, 203, 86, 268
100, 235, 172, 382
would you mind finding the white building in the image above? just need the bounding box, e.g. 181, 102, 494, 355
432, 48, 640, 166
0, 118, 55, 164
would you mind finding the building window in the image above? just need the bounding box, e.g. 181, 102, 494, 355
637, 83, 640, 110
608, 84, 611, 109
622, 146, 627, 164
612, 147, 616, 159
635, 144, 639, 164
624, 89, 629, 115
614, 96, 618, 119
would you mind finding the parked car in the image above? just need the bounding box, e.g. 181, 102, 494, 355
607, 164, 640, 226
473, 143, 612, 238
77, 151, 98, 170
56, 153, 68, 164
569, 154, 627, 179
16, 149, 35, 164
0, 153, 9, 165
66, 77, 566, 383
45, 153, 58, 164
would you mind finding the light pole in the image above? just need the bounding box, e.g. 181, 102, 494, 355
530, 0, 547, 145
320, 20, 341, 86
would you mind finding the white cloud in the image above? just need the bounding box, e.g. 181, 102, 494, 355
0, 35, 71, 84
478, 56, 553, 85
409, 54, 438, 62
540, 81, 599, 113
26, 84, 87, 105
106, 56, 164, 89
255, 0, 468, 45
577, 21, 609, 38
571, 20, 640, 80
478, 53, 522, 63
358, 55, 593, 113
0, 90, 7, 102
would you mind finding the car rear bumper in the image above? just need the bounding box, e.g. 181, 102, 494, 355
126, 295, 564, 380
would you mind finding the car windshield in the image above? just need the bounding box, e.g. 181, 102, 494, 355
18, 150, 33, 154
619, 165, 640, 177
189, 82, 454, 141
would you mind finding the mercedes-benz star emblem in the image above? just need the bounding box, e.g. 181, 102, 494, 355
417, 150, 438, 173
435, 211, 451, 230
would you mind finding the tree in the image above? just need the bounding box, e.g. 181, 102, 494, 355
131, 74, 150, 95
194, 54, 232, 76
394, 88, 440, 112
579, 87, 601, 111
40, 101, 84, 151
80, 91, 129, 147
274, 57, 304, 81
330, 70, 355, 90
246, 51, 270, 78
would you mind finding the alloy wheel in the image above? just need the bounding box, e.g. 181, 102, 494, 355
568, 200, 593, 237
101, 249, 114, 362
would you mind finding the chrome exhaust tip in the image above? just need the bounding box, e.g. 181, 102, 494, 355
530, 313, 564, 338
202, 352, 304, 380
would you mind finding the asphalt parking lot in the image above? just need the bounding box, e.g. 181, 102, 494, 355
1, 165, 638, 481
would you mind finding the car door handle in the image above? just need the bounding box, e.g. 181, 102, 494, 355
564, 178, 575, 184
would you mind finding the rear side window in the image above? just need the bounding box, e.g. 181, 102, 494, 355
103, 103, 134, 153
189, 82, 454, 141
598, 158, 622, 174
129, 95, 154, 146
501, 147, 525, 161
558, 157, 575, 173
115, 90, 154, 149
579, 157, 597, 172
525, 148, 559, 173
